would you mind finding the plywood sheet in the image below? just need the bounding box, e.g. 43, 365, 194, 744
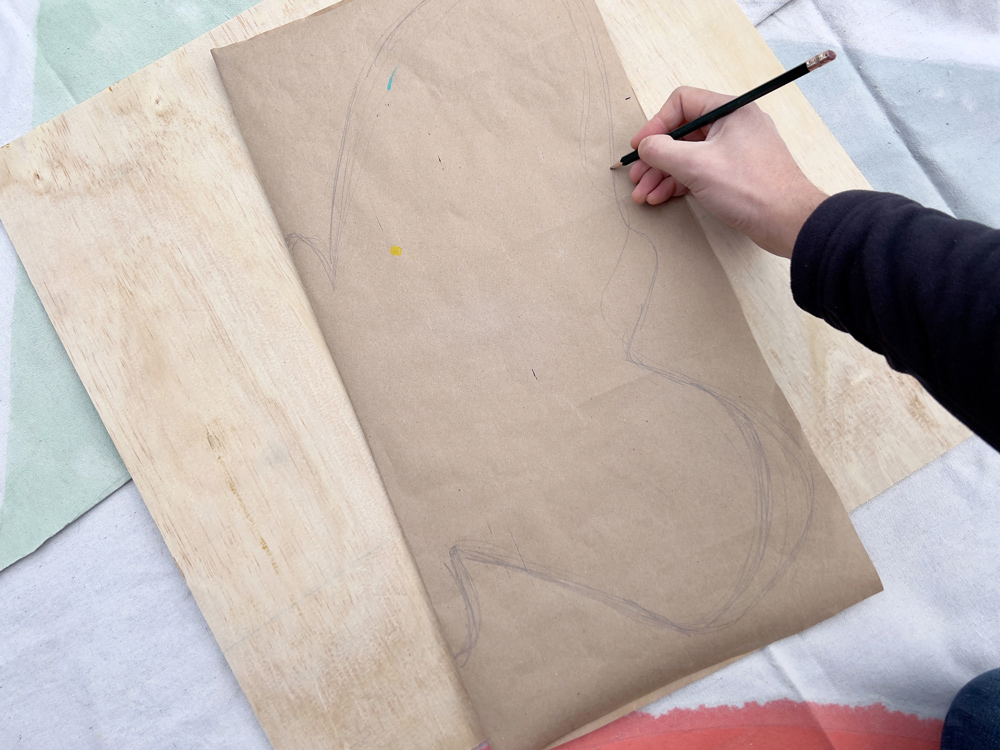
0, 0, 966, 747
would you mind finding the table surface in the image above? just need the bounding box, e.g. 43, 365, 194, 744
2, 0, 999, 747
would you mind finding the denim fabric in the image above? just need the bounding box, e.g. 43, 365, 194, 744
942, 669, 1000, 749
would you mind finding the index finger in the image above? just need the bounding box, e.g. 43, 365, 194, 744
630, 86, 735, 149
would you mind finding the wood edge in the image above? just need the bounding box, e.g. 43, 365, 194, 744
546, 654, 748, 748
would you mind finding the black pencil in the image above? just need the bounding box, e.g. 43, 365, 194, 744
610, 50, 837, 170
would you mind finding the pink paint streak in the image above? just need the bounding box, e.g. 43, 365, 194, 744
551, 700, 943, 750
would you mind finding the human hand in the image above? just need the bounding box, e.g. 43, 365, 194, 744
627, 86, 827, 259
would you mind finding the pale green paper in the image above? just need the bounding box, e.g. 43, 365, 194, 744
0, 260, 128, 569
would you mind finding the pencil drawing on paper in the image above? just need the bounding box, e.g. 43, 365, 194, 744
289, 0, 818, 669
284, 0, 461, 286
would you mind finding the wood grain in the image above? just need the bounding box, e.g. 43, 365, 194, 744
0, 0, 965, 747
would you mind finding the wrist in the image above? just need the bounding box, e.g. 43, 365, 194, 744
761, 183, 826, 259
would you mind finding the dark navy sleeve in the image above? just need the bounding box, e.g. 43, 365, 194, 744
791, 190, 1000, 451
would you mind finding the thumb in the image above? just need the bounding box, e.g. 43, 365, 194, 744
636, 134, 699, 180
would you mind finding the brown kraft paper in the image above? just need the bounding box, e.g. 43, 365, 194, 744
212, 1, 883, 747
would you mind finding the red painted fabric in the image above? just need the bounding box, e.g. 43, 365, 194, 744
556, 700, 943, 750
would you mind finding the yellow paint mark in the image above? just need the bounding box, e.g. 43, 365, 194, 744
390, 245, 403, 256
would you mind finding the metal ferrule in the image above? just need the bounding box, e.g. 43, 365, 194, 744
806, 50, 836, 71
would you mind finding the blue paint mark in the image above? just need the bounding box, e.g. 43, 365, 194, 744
387, 65, 399, 91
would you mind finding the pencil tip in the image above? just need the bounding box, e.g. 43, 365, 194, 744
610, 161, 622, 170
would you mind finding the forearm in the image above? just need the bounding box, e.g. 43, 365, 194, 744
791, 190, 1000, 449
